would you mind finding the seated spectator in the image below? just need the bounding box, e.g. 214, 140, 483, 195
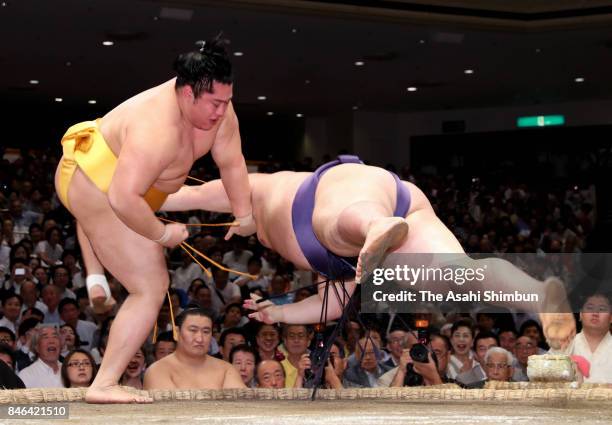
560, 292, 612, 383
519, 319, 548, 353
473, 331, 499, 366
187, 278, 206, 303
255, 323, 284, 361
447, 320, 486, 386
513, 336, 538, 381
218, 328, 246, 362
51, 265, 76, 300
347, 327, 390, 367
323, 340, 346, 389
256, 359, 285, 389
498, 327, 518, 355
60, 250, 84, 290
59, 324, 80, 358
171, 249, 204, 292
0, 292, 22, 333
34, 226, 63, 267
268, 274, 294, 306
384, 333, 450, 387
230, 344, 258, 387
385, 327, 409, 368
343, 336, 393, 388
18, 324, 64, 388
58, 298, 96, 350
476, 311, 497, 334
210, 267, 241, 310
280, 324, 312, 388
222, 238, 253, 280
153, 331, 177, 361
143, 308, 245, 390
61, 349, 97, 388
218, 303, 248, 333
483, 347, 514, 382
234, 257, 269, 298
32, 266, 49, 286
193, 285, 219, 320
40, 285, 61, 325
19, 279, 46, 314
120, 347, 146, 390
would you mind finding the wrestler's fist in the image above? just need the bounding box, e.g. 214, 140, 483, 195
159, 223, 189, 248
225, 213, 257, 240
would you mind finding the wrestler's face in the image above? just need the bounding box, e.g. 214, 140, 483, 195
179, 315, 213, 357
189, 82, 233, 130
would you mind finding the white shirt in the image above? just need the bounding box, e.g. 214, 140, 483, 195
0, 316, 18, 334
564, 331, 612, 383
18, 358, 64, 388
222, 250, 253, 280
42, 306, 61, 325
447, 352, 486, 383
75, 320, 98, 351
171, 262, 204, 292
211, 281, 241, 307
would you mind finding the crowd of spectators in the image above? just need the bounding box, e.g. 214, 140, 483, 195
0, 148, 609, 391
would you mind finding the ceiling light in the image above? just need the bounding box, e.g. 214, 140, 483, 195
291, 28, 298, 33
88, 100, 97, 104
296, 113, 303, 118
407, 87, 417, 92
266, 112, 274, 116
102, 41, 114, 46
574, 77, 585, 83
65, 61, 72, 67
354, 61, 365, 66
54, 97, 63, 102
233, 51, 244, 57
419, 39, 425, 44
29, 80, 39, 85
464, 69, 474, 74
305, 79, 310, 84
535, 48, 541, 53
352, 106, 359, 110
257, 96, 267, 101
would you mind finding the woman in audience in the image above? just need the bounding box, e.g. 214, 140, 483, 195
61, 349, 97, 388
120, 347, 147, 390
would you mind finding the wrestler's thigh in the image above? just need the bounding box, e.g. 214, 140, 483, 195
396, 207, 464, 254
66, 168, 168, 293
313, 167, 396, 222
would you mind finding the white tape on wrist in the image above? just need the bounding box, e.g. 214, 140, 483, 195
152, 225, 170, 244
86, 274, 111, 302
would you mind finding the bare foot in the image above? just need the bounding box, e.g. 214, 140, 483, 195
85, 385, 153, 404
89, 284, 117, 315
356, 217, 409, 284
540, 277, 576, 351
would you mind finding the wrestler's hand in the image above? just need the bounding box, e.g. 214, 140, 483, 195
224, 213, 257, 240
243, 293, 283, 324
157, 223, 189, 248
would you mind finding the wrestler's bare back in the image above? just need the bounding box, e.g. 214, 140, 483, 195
98, 78, 233, 194
248, 164, 433, 270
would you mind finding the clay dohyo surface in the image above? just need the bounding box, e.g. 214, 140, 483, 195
4, 398, 612, 425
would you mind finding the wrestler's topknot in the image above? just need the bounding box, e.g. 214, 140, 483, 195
173, 32, 233, 97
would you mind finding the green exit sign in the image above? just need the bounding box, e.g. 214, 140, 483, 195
517, 115, 565, 128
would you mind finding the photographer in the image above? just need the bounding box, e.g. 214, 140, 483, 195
294, 340, 346, 389
382, 333, 451, 387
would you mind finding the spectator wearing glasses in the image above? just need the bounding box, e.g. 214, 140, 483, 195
483, 347, 514, 382
513, 336, 538, 381
61, 349, 97, 388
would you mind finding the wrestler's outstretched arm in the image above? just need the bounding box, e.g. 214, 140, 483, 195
211, 103, 256, 238
244, 280, 357, 325
160, 180, 231, 213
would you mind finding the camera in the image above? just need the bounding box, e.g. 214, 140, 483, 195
404, 319, 438, 387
